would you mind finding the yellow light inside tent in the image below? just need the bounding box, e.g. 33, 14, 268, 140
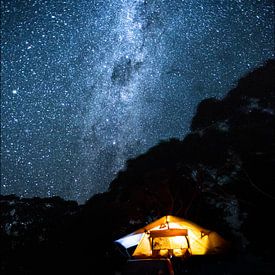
117, 215, 228, 258
169, 236, 188, 249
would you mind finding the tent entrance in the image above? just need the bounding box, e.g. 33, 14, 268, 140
149, 229, 191, 258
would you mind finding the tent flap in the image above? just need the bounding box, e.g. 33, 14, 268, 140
150, 229, 188, 238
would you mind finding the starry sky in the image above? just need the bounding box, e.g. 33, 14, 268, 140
1, 0, 274, 203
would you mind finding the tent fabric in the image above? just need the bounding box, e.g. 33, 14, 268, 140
115, 215, 228, 258
150, 229, 188, 238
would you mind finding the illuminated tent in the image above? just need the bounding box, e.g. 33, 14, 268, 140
115, 215, 228, 258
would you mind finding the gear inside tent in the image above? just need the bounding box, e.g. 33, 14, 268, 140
115, 215, 228, 259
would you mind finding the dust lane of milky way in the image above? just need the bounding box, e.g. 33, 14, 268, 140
1, 0, 274, 202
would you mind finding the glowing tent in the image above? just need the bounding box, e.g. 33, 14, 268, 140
115, 215, 228, 258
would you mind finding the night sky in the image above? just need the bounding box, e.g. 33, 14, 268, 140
1, 0, 274, 203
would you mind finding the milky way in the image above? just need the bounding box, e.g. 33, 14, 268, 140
1, 0, 274, 202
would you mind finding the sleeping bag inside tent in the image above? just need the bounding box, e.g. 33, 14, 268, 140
115, 215, 228, 258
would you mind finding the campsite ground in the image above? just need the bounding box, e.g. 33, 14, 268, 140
171, 254, 275, 275
116, 254, 275, 275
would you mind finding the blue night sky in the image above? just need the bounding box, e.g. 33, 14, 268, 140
1, 0, 274, 202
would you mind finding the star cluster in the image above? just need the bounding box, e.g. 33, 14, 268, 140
1, 0, 274, 202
